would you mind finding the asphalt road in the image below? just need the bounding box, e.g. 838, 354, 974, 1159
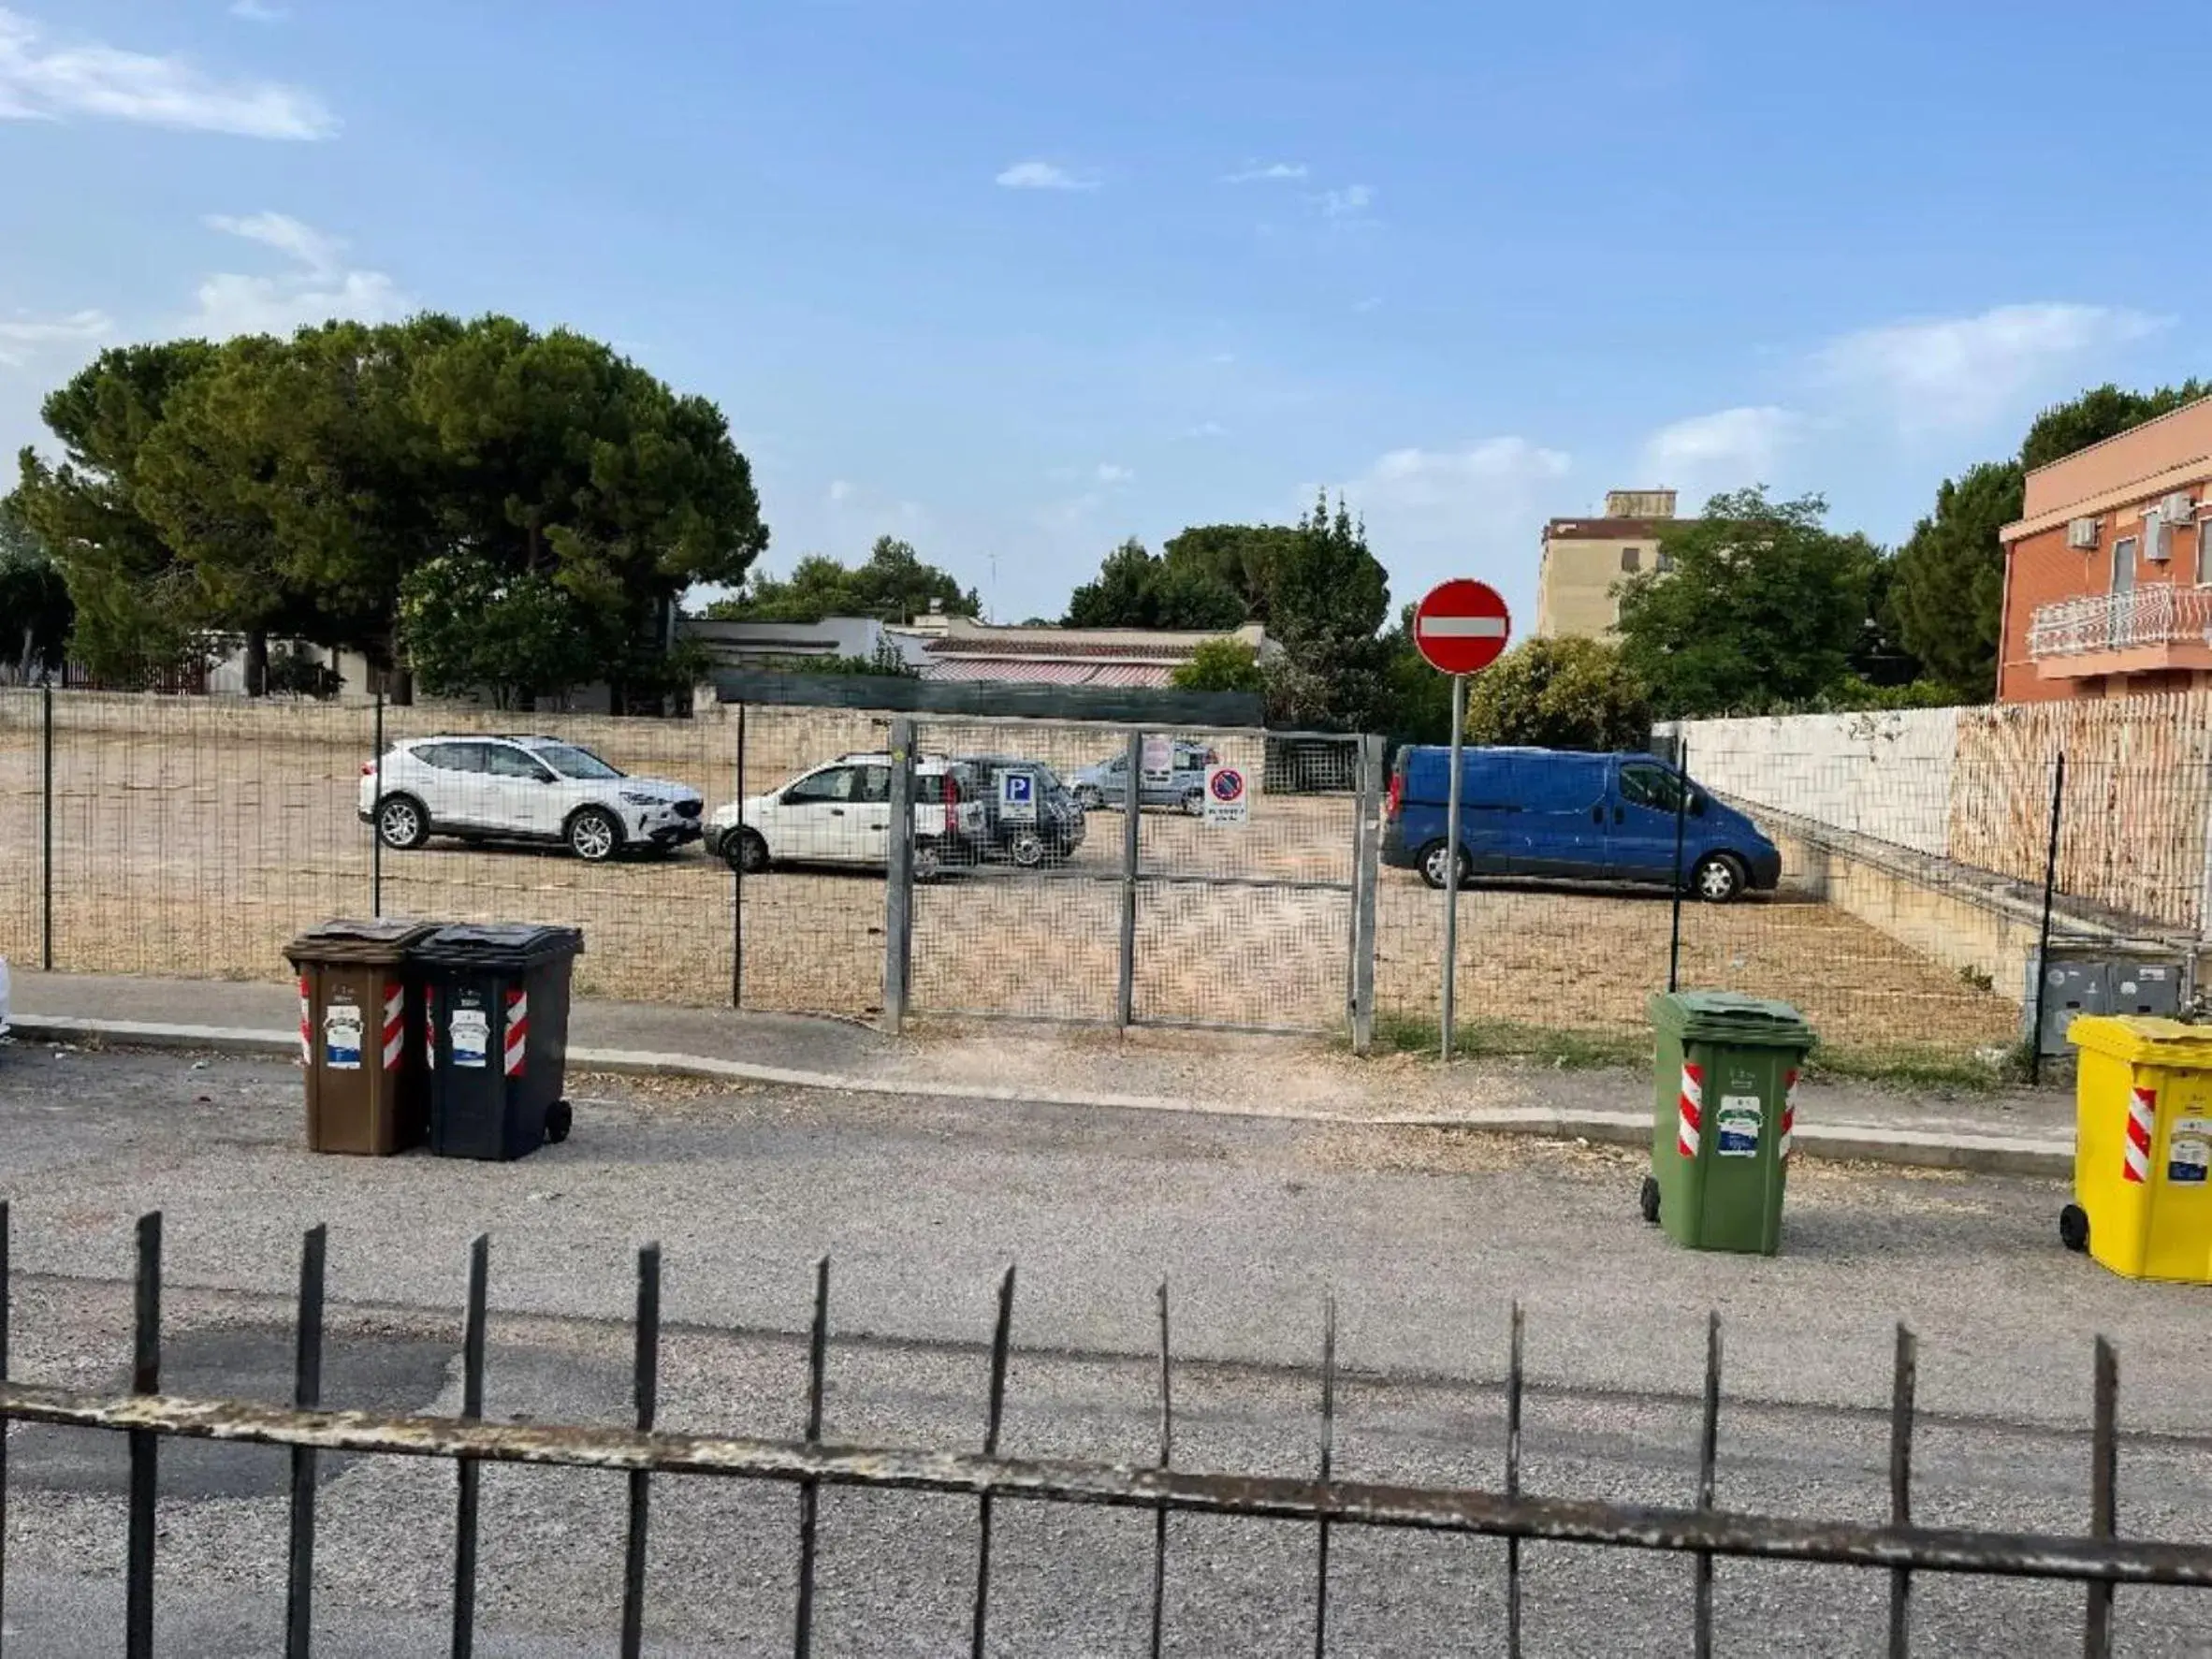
2, 1046, 2208, 1656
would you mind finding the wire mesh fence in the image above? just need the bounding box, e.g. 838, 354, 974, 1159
9, 685, 2212, 1065
3, 1204, 2207, 1656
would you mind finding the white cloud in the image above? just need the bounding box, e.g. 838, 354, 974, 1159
1352, 296, 1382, 314
826, 479, 854, 504
227, 0, 289, 20
1095, 462, 1133, 484
1336, 437, 1572, 618
205, 211, 341, 276
1318, 183, 1373, 217
0, 305, 112, 365
995, 159, 1098, 191
0, 7, 333, 138
1224, 161, 1306, 183
188, 212, 410, 338
1814, 303, 2166, 433
1640, 406, 1801, 495
1184, 420, 1229, 440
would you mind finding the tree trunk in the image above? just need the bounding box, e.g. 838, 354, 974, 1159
386, 627, 414, 706
244, 630, 269, 698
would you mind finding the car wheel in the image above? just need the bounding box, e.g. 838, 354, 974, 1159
1693, 852, 1747, 904
1009, 830, 1046, 868
1417, 840, 1467, 891
1181, 786, 1206, 817
568, 807, 622, 864
2059, 1202, 2089, 1254
376, 794, 429, 851
1639, 1175, 1661, 1226
913, 839, 943, 882
724, 829, 769, 874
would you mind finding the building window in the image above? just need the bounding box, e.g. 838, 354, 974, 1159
1621, 546, 1641, 572
1656, 548, 1674, 573
2112, 536, 2137, 593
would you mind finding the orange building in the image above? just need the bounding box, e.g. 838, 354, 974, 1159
1999, 399, 2212, 702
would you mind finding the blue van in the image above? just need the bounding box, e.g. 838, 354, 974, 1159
1381, 746, 1781, 902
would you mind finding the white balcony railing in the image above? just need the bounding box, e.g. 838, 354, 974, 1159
2028, 583, 2212, 660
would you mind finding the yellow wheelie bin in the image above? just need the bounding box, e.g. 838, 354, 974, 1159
2062, 1016, 2212, 1282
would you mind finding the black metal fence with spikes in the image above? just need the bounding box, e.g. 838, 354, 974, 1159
0, 1204, 2207, 1656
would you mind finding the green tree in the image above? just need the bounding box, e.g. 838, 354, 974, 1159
1169, 637, 1264, 693
713, 536, 976, 624
1889, 461, 2023, 700
1260, 492, 1394, 730
2019, 381, 2210, 472
1064, 537, 1245, 629
13, 341, 222, 688
398, 554, 605, 709
1160, 523, 1300, 620
1461, 637, 1652, 750
0, 495, 73, 679
1616, 488, 1875, 718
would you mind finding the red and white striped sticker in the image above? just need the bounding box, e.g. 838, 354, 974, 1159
1677, 1062, 1704, 1158
297, 976, 313, 1065
504, 988, 529, 1077
1781, 1068, 1798, 1163
381, 985, 406, 1071
2123, 1085, 2156, 1185
424, 983, 437, 1056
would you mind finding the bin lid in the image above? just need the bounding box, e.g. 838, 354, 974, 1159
412, 923, 586, 969
2067, 1014, 2212, 1066
1648, 989, 1813, 1047
284, 916, 444, 966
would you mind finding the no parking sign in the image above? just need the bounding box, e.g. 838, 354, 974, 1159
1203, 763, 1248, 826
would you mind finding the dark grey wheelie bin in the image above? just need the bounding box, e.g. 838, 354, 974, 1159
413, 924, 585, 1160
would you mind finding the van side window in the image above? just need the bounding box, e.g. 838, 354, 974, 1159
1619, 763, 1686, 812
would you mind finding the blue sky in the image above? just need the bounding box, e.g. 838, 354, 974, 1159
2, 2, 2204, 630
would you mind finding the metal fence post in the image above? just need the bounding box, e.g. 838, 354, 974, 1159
371, 691, 385, 919
1118, 729, 1142, 1029
2030, 751, 2067, 1085
881, 716, 917, 1033
732, 703, 747, 1010
1349, 735, 1382, 1055
1667, 738, 1690, 995
40, 677, 53, 971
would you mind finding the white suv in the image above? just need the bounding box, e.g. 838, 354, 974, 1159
361, 735, 705, 863
706, 752, 982, 880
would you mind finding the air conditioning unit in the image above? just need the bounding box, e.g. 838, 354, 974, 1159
2163, 491, 2198, 523
2066, 517, 2100, 549
2147, 513, 2171, 561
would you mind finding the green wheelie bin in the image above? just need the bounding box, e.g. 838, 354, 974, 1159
1639, 991, 1814, 1255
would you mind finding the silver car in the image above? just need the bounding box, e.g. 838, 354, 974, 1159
1068, 740, 1218, 814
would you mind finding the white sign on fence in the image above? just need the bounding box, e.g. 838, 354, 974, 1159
1203, 764, 1249, 826
998, 769, 1037, 824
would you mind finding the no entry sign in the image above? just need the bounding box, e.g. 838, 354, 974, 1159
1413, 579, 1512, 676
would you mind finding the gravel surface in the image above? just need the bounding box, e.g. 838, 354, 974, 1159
2, 1047, 2207, 1656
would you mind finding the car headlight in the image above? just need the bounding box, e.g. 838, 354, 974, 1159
619, 792, 661, 807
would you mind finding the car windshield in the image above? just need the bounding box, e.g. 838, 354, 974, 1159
531, 743, 624, 780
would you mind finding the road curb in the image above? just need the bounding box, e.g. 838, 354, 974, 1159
8, 1013, 2074, 1179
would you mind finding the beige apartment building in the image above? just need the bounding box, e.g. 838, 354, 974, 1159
1535, 488, 1681, 639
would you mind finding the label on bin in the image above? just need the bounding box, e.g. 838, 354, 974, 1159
450, 1008, 491, 1070
322, 1005, 363, 1070
2169, 1138, 2209, 1186
1715, 1097, 1762, 1157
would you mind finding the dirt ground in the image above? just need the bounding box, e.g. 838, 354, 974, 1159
0, 714, 2019, 1054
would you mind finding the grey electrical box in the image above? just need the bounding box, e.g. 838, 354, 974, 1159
2030, 954, 2184, 1056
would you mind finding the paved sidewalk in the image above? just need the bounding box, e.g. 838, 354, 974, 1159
7, 970, 2076, 1173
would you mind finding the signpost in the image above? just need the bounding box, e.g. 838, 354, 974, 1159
1413, 578, 1512, 1061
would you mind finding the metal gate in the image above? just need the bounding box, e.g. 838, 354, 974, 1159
890, 717, 1380, 1042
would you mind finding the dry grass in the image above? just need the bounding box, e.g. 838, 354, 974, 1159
0, 705, 2022, 1055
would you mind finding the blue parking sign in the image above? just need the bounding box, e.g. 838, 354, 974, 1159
1000, 770, 1037, 822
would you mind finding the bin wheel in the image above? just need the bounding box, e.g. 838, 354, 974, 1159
1638, 1174, 1661, 1225
545, 1100, 573, 1144
2059, 1202, 2088, 1254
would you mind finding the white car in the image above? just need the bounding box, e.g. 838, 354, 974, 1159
361, 735, 705, 863
706, 752, 982, 880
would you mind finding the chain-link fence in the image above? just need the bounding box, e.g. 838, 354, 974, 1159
8, 685, 2209, 1067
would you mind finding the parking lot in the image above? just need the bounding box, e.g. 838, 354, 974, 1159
3, 1047, 2207, 1655
0, 702, 2021, 1054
